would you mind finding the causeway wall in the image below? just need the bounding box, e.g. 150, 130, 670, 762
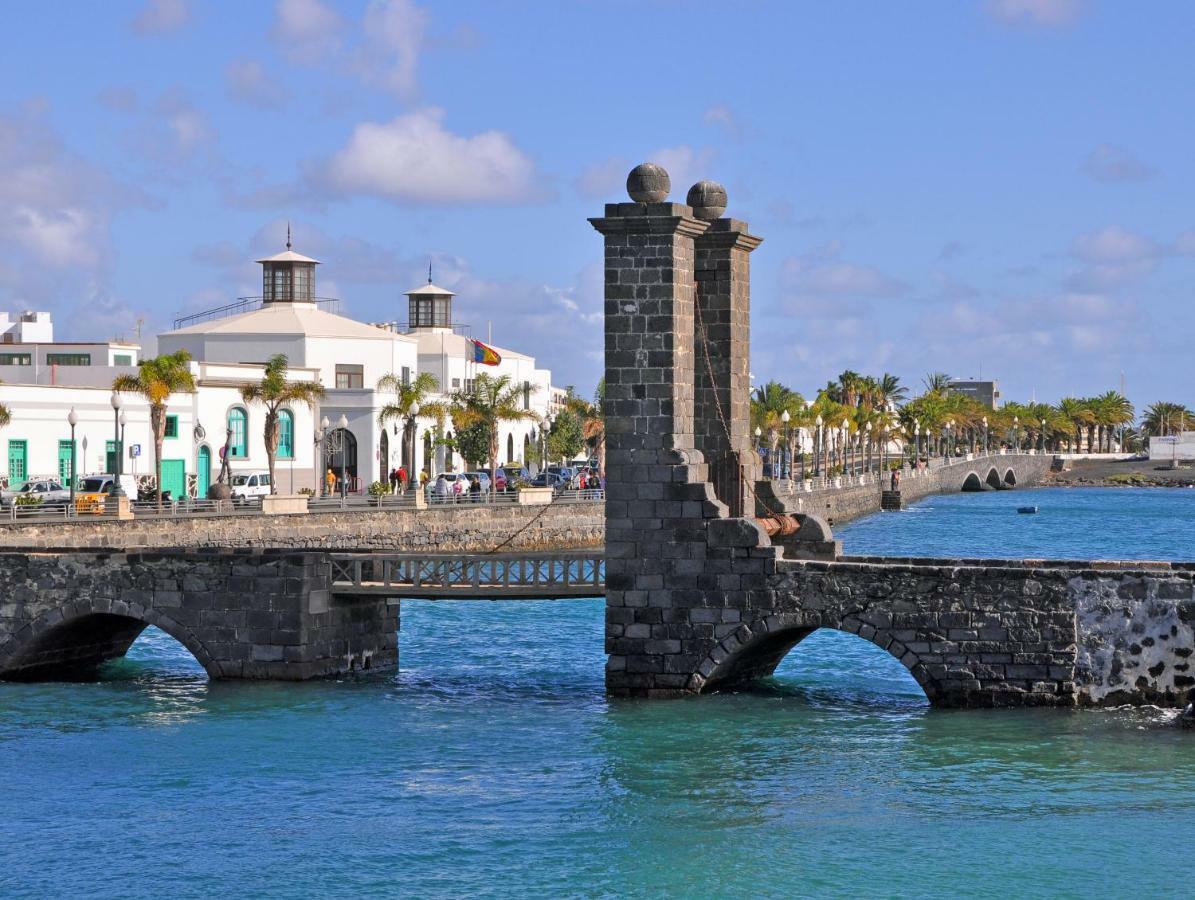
0, 502, 605, 552
760, 453, 1055, 528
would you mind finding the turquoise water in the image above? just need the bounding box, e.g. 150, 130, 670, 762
2, 487, 1194, 897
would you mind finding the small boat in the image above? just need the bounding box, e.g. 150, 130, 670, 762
1017, 506, 1038, 514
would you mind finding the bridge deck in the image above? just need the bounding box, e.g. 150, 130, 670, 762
329, 551, 606, 599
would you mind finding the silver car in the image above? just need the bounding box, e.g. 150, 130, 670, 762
1, 479, 71, 507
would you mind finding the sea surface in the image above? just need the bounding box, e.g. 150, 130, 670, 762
2, 487, 1194, 898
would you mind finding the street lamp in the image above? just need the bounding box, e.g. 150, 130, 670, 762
841, 418, 850, 474
407, 401, 421, 484
982, 416, 988, 454
109, 392, 125, 498
337, 413, 349, 497
814, 414, 823, 477
67, 408, 78, 511
864, 421, 873, 475
780, 409, 791, 481
945, 419, 953, 458
1013, 415, 1019, 452
319, 415, 331, 496
914, 420, 921, 465
1039, 418, 1047, 453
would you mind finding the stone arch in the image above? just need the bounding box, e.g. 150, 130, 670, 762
0, 598, 221, 681
961, 471, 984, 492
986, 467, 1003, 490
688, 613, 939, 702
1004, 468, 1017, 487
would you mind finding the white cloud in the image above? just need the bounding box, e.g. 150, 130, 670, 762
312, 108, 545, 204
1082, 144, 1156, 183
132, 0, 191, 35
273, 0, 345, 63
702, 104, 744, 139
358, 0, 429, 101
575, 156, 629, 199
781, 248, 907, 302
226, 60, 289, 109
985, 0, 1086, 28
0, 110, 154, 338
1071, 226, 1159, 264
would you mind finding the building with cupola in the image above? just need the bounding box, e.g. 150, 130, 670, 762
0, 232, 559, 497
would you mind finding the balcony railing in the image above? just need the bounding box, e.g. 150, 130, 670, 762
172, 296, 342, 330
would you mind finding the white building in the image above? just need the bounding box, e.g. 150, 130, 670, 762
1149, 432, 1195, 463
0, 236, 559, 496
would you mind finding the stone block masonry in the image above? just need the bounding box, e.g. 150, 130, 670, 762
0, 549, 395, 680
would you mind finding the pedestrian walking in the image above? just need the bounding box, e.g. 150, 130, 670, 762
325, 467, 337, 496
389, 467, 399, 493
397, 465, 408, 495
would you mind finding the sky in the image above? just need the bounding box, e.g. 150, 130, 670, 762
1, 0, 1192, 412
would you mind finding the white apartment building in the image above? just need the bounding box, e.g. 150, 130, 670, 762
0, 237, 559, 495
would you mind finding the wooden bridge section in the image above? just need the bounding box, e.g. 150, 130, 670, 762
329, 551, 606, 600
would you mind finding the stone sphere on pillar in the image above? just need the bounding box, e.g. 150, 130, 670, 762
626, 163, 671, 203
686, 180, 728, 220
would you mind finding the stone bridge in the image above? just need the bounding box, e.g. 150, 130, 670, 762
592, 163, 1195, 706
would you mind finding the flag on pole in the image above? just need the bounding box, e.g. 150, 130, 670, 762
470, 339, 501, 366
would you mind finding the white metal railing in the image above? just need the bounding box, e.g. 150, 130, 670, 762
329, 551, 605, 598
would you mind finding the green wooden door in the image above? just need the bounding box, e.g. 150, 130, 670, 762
197, 446, 211, 498
7, 440, 28, 489
58, 440, 75, 487
160, 459, 186, 501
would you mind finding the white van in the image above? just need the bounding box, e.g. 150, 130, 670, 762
230, 471, 272, 502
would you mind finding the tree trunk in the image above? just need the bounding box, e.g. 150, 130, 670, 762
150, 403, 166, 511
264, 407, 279, 496
489, 424, 499, 496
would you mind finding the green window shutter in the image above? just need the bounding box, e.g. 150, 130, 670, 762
164, 415, 179, 439
278, 410, 294, 459
7, 440, 28, 488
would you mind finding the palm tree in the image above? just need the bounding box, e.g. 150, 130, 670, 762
450, 372, 538, 494
377, 370, 443, 480
0, 380, 10, 430
1141, 402, 1190, 437
1092, 390, 1134, 452
240, 354, 325, 496
751, 381, 803, 473
876, 372, 907, 407
113, 350, 196, 509
922, 372, 954, 394
1057, 397, 1094, 452
565, 380, 605, 476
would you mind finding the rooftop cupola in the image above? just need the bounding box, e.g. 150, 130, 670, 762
404, 266, 455, 331
256, 225, 319, 305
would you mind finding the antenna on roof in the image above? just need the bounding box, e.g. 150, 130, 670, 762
286, 221, 292, 251
428, 259, 433, 284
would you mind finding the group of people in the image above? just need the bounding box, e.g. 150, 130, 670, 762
388, 466, 415, 494
430, 474, 484, 503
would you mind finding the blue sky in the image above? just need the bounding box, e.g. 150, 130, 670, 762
1, 0, 1192, 411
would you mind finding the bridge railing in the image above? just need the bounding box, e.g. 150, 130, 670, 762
329, 551, 605, 597
766, 450, 1044, 497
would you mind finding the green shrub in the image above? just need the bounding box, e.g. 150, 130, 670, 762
14, 494, 43, 507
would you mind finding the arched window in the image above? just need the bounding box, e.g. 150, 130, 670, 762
228, 407, 248, 458
277, 410, 294, 459
507, 433, 515, 464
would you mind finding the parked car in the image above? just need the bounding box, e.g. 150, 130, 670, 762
460, 472, 494, 495
1, 479, 71, 508
230, 471, 272, 503
546, 466, 575, 486
73, 474, 138, 514
530, 472, 569, 492
501, 466, 530, 491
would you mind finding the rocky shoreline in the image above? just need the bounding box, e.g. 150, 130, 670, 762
1044, 459, 1195, 489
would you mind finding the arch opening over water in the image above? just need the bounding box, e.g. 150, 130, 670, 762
0, 607, 217, 681
696, 618, 934, 704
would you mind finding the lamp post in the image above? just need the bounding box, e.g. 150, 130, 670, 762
754, 426, 762, 462
864, 421, 873, 475
337, 413, 349, 497
109, 392, 125, 498
541, 414, 553, 476
1013, 415, 1019, 452
318, 415, 331, 496
913, 420, 921, 466
982, 416, 988, 454
67, 408, 78, 511
841, 418, 850, 475
814, 414, 823, 478
945, 419, 953, 459
780, 409, 791, 481
925, 429, 932, 464
1039, 418, 1046, 453
407, 401, 421, 483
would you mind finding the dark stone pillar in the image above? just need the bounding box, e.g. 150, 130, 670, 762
694, 214, 762, 516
